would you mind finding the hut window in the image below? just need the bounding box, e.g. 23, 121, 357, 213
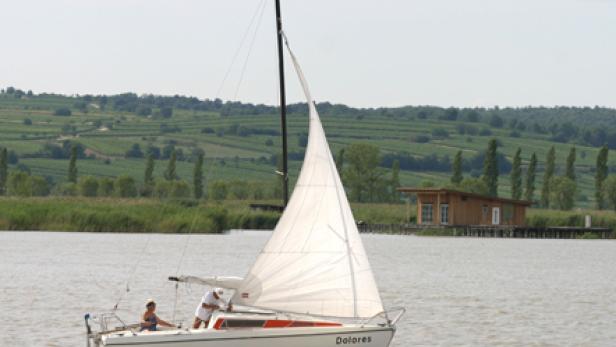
421, 204, 433, 224
440, 204, 449, 225
482, 205, 489, 219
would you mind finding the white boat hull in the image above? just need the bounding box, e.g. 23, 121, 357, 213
100, 326, 394, 347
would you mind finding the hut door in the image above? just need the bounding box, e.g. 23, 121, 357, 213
492, 207, 500, 225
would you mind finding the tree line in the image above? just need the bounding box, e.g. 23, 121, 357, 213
4, 86, 616, 150
448, 141, 614, 211
0, 146, 280, 201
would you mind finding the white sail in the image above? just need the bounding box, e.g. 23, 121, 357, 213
232, 45, 384, 319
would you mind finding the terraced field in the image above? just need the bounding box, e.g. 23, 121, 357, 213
0, 92, 613, 207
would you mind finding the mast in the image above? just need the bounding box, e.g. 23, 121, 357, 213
275, 0, 289, 207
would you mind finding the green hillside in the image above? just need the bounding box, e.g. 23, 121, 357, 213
1, 88, 615, 207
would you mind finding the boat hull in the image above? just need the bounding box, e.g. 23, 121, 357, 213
100, 326, 395, 347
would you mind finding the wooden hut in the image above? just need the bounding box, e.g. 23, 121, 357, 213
398, 188, 532, 226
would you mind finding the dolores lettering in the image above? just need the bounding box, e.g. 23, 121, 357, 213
336, 336, 373, 345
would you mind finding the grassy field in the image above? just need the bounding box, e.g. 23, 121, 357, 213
0, 197, 408, 233
1, 197, 615, 235
1, 93, 614, 208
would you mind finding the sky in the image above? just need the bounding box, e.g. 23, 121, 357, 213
1, 0, 615, 108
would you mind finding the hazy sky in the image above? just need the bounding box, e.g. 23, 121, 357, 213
1, 0, 615, 108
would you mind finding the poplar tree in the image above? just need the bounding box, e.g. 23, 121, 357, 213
566, 146, 576, 182
164, 150, 177, 181
540, 146, 555, 208
451, 150, 463, 185
143, 153, 155, 196
524, 152, 537, 201
193, 152, 204, 199
390, 160, 401, 202
482, 139, 499, 197
595, 145, 609, 209
0, 148, 7, 195
68, 145, 78, 183
511, 148, 522, 200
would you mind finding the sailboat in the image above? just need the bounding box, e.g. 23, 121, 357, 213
85, 1, 404, 346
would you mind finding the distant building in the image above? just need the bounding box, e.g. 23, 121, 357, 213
398, 188, 532, 226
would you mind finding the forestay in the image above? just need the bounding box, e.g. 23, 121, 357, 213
232, 43, 384, 319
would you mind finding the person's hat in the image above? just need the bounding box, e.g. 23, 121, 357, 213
214, 288, 224, 296
146, 299, 156, 307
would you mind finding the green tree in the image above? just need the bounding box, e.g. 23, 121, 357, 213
78, 176, 99, 197
56, 183, 77, 196
541, 146, 556, 208
193, 152, 204, 199
549, 176, 576, 210
459, 177, 489, 195
209, 180, 228, 201
603, 175, 616, 211
0, 148, 7, 195
595, 145, 609, 209
511, 148, 522, 200
68, 145, 78, 183
143, 153, 155, 197
7, 172, 31, 196
451, 150, 463, 186
566, 146, 576, 182
30, 175, 50, 197
98, 177, 115, 197
344, 143, 383, 202
390, 160, 401, 202
482, 139, 499, 197
154, 180, 172, 198
170, 180, 191, 199
229, 180, 250, 200
114, 175, 138, 198
164, 150, 177, 181
335, 148, 345, 173
524, 152, 537, 201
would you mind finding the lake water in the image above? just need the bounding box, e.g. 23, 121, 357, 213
1, 231, 615, 347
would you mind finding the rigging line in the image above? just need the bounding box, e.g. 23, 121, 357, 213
215, 0, 267, 100
233, 0, 268, 100
113, 233, 154, 311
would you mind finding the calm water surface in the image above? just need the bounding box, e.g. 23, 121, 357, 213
1, 231, 615, 347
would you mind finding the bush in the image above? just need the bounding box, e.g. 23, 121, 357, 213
56, 182, 78, 196
98, 178, 114, 197
170, 180, 191, 199
23, 118, 32, 125
411, 135, 431, 143
431, 128, 449, 139
154, 180, 173, 198
79, 176, 99, 197
30, 176, 50, 197
160, 107, 173, 118
125, 143, 144, 158
209, 181, 228, 201
205, 206, 228, 233
7, 172, 32, 196
229, 180, 250, 200
53, 107, 72, 116
479, 128, 493, 136
114, 176, 138, 198
489, 114, 504, 128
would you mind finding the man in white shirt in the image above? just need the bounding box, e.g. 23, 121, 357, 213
193, 287, 231, 329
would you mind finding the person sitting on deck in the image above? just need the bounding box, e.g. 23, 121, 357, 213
193, 287, 232, 329
140, 299, 176, 331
